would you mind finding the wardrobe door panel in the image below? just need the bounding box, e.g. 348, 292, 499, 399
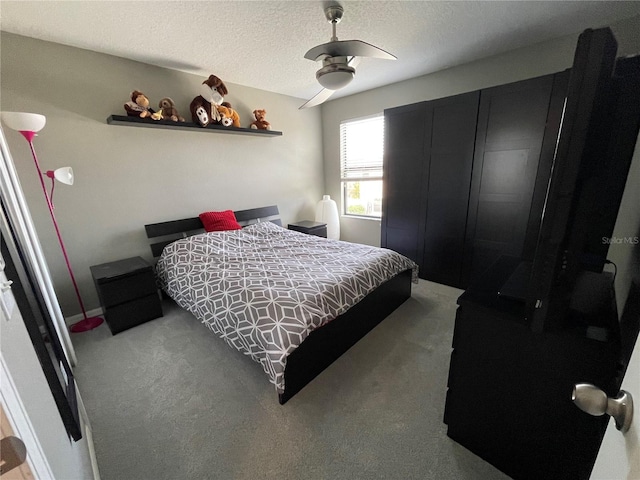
384, 228, 421, 261
422, 92, 479, 287
462, 75, 555, 286
382, 103, 430, 263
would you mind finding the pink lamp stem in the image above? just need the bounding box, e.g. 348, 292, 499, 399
25, 136, 102, 332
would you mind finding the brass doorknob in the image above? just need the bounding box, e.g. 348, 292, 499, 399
572, 383, 634, 433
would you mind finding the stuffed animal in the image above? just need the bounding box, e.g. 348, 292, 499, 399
189, 74, 228, 127
250, 109, 271, 130
216, 105, 240, 127
124, 90, 162, 120
219, 102, 241, 128
158, 98, 185, 122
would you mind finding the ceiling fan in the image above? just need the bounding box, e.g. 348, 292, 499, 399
299, 4, 396, 109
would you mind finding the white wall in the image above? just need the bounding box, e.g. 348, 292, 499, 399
0, 32, 324, 316
321, 15, 640, 247
608, 133, 640, 315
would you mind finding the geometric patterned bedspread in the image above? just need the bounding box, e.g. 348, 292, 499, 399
155, 221, 418, 394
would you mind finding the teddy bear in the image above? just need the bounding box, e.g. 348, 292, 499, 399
189, 74, 228, 127
158, 97, 185, 122
124, 90, 162, 120
250, 109, 271, 130
218, 102, 241, 128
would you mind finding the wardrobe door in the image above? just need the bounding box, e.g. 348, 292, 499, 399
421, 92, 480, 287
461, 74, 558, 286
381, 103, 430, 263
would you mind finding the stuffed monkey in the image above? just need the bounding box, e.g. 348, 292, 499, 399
124, 90, 161, 120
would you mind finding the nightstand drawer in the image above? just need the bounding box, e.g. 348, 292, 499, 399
104, 293, 163, 334
96, 269, 157, 307
91, 257, 157, 307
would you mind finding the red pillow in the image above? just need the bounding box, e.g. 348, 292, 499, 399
199, 210, 242, 232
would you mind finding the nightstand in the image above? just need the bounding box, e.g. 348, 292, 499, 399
288, 220, 327, 238
90, 256, 163, 334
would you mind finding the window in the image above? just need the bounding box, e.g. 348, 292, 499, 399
340, 115, 384, 218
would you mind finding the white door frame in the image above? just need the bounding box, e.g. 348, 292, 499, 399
0, 125, 99, 478
0, 355, 55, 479
590, 333, 640, 479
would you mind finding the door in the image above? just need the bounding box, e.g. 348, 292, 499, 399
421, 91, 479, 288
0, 233, 98, 479
462, 74, 559, 286
590, 333, 639, 479
382, 93, 479, 283
381, 102, 429, 262
1, 244, 53, 478
0, 202, 98, 479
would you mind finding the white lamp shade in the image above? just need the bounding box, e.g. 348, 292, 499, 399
54, 167, 74, 185
1, 112, 46, 132
317, 70, 354, 90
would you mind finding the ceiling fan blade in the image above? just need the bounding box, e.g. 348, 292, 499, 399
304, 43, 333, 61
304, 39, 396, 61
338, 40, 396, 59
299, 88, 336, 109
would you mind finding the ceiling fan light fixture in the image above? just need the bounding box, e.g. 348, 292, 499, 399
301, 5, 395, 108
316, 63, 355, 90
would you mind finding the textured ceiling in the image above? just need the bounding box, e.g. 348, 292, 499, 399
1, 1, 640, 104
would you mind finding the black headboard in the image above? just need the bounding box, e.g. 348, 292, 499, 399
144, 205, 281, 257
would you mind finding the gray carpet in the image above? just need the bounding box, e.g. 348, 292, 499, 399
72, 280, 512, 480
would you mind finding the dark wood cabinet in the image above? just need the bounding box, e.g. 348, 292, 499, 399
381, 102, 429, 262
444, 256, 621, 480
381, 72, 569, 289
382, 92, 479, 272
91, 256, 163, 334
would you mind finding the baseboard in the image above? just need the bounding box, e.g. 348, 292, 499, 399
65, 308, 104, 327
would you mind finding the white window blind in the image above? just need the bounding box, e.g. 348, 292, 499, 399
340, 115, 384, 218
340, 115, 384, 181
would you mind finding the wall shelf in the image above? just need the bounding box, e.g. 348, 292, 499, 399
106, 115, 282, 137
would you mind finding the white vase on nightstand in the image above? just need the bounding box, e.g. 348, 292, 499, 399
315, 195, 340, 240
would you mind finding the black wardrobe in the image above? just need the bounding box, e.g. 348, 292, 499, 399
381, 71, 569, 288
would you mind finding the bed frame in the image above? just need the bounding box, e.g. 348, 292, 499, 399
144, 205, 413, 404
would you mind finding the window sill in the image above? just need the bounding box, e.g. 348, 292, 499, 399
341, 215, 382, 222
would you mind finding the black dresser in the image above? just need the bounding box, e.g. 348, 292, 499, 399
90, 256, 163, 334
444, 256, 621, 480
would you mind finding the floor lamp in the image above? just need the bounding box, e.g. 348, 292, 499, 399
1, 112, 103, 333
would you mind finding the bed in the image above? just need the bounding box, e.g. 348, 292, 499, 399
145, 205, 417, 404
